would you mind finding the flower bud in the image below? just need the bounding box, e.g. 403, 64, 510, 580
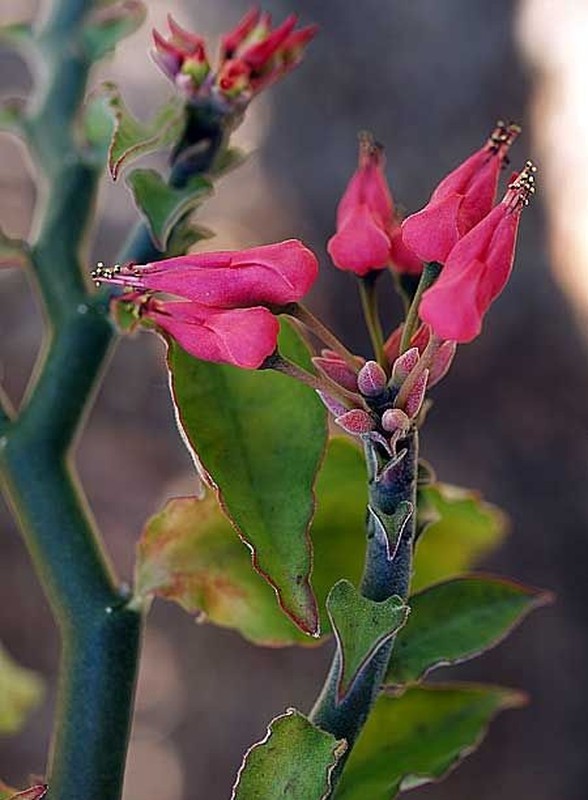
357, 360, 387, 397
335, 409, 375, 435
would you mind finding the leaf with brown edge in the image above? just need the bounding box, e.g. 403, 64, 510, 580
134, 493, 311, 646
167, 321, 328, 636
0, 786, 47, 800
413, 483, 507, 593
334, 684, 525, 799
99, 82, 185, 180
82, 1, 146, 61
231, 709, 346, 800
386, 575, 552, 685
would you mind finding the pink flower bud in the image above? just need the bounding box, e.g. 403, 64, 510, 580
140, 299, 279, 369
357, 360, 387, 397
419, 161, 536, 343
107, 240, 318, 309
403, 369, 429, 418
390, 347, 419, 387
381, 408, 410, 434
335, 409, 375, 435
312, 357, 358, 392
402, 121, 521, 264
327, 134, 423, 277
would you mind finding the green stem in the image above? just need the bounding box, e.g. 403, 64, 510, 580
310, 432, 418, 786
398, 261, 442, 354
285, 303, 360, 372
358, 274, 386, 368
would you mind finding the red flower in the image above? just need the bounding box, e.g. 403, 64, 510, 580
401, 121, 521, 264
102, 240, 317, 308
152, 9, 317, 108
419, 162, 536, 343
140, 298, 279, 368
327, 133, 422, 276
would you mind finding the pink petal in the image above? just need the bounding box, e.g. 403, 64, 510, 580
327, 203, 391, 275
401, 193, 464, 264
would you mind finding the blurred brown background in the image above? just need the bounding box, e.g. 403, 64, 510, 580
2, 0, 588, 797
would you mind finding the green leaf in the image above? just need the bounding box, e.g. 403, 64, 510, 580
82, 1, 146, 61
127, 168, 212, 250
133, 438, 362, 646
386, 576, 551, 685
100, 82, 185, 180
166, 220, 215, 257
0, 644, 44, 734
231, 709, 346, 800
210, 146, 248, 177
134, 494, 310, 646
327, 580, 408, 700
167, 322, 328, 635
0, 227, 29, 269
335, 684, 524, 799
412, 484, 507, 593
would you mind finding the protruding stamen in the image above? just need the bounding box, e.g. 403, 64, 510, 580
488, 120, 521, 155
91, 261, 122, 286
506, 160, 537, 210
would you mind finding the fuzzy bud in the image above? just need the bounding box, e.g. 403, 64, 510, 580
335, 409, 375, 435
357, 360, 388, 397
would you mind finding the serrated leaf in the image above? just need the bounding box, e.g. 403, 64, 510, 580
0, 228, 29, 269
127, 168, 212, 250
167, 321, 328, 635
412, 484, 507, 593
232, 709, 346, 800
334, 684, 524, 799
82, 1, 146, 61
135, 494, 310, 646
386, 576, 551, 685
0, 644, 44, 734
327, 580, 409, 700
100, 83, 185, 179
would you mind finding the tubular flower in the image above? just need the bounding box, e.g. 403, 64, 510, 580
419, 161, 536, 343
97, 241, 318, 309
152, 9, 317, 110
137, 298, 279, 369
401, 121, 521, 264
92, 240, 319, 369
327, 133, 422, 276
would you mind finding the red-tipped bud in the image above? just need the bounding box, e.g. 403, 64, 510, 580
357, 360, 388, 397
220, 6, 261, 60
402, 121, 521, 264
335, 409, 375, 435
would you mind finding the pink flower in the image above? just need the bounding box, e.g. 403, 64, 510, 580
401, 121, 521, 264
139, 298, 279, 368
103, 240, 318, 309
327, 133, 422, 276
152, 9, 317, 108
419, 162, 536, 343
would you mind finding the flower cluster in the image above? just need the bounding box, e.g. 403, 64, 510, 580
152, 9, 317, 111
93, 241, 318, 369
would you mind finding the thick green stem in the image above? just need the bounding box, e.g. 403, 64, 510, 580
399, 261, 442, 354
310, 432, 418, 784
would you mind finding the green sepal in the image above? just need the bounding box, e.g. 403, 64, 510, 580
327, 580, 409, 701
0, 643, 44, 734
167, 321, 328, 636
386, 575, 551, 685
210, 145, 248, 177
81, 1, 146, 61
231, 708, 347, 800
100, 82, 185, 180
0, 227, 29, 269
335, 684, 525, 799
126, 168, 212, 250
413, 483, 507, 592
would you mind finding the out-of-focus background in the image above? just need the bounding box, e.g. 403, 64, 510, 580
2, 0, 588, 797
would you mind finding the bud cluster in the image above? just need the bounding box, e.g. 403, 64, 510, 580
151, 9, 317, 113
